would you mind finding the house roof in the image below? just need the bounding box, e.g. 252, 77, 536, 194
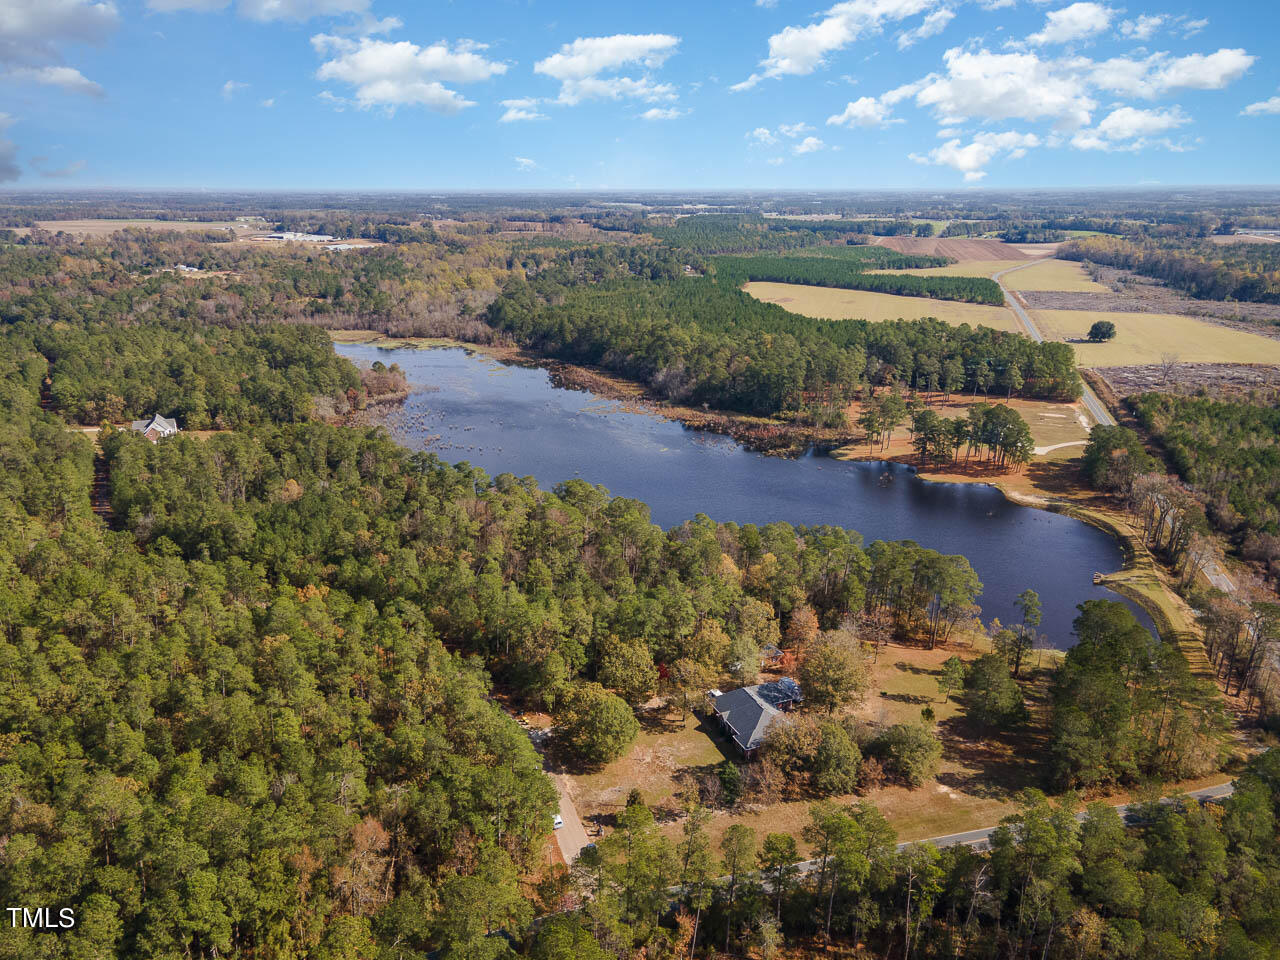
711, 678, 803, 753
130, 414, 179, 435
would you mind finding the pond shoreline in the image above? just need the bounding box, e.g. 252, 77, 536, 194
328, 331, 1196, 651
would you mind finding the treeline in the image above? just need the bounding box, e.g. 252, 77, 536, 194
487, 246, 1080, 416
1060, 234, 1280, 303
647, 215, 930, 255
1130, 393, 1280, 536
30, 321, 359, 426
712, 255, 1005, 305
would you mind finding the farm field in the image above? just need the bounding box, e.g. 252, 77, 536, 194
867, 259, 1026, 278
1032, 309, 1280, 367
743, 281, 1020, 330
13, 218, 258, 237
1003, 259, 1108, 293
870, 236, 1032, 261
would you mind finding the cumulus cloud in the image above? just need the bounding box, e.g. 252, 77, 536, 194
898, 8, 954, 49
1119, 14, 1166, 41
736, 0, 943, 88
827, 95, 895, 126
1182, 18, 1208, 37
499, 98, 545, 122
640, 106, 686, 120
1069, 104, 1190, 149
778, 121, 814, 137
147, 0, 372, 20
1024, 3, 1116, 47
912, 48, 1097, 129
7, 65, 104, 96
794, 135, 826, 154
222, 79, 248, 98
748, 127, 778, 144
911, 130, 1039, 180
0, 114, 18, 183
313, 34, 506, 112
534, 34, 680, 105
1242, 96, 1280, 116
1091, 48, 1255, 99
0, 0, 118, 65
513, 156, 536, 170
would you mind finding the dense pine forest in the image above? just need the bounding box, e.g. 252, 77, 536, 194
0, 211, 1277, 959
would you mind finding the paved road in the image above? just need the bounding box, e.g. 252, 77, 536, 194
991, 260, 1116, 428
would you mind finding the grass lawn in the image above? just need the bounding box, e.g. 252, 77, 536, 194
1004, 260, 1108, 293
743, 281, 1021, 331
1032, 310, 1280, 367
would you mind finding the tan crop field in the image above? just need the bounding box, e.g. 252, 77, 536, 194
13, 219, 258, 238
744, 281, 1021, 331
868, 259, 1026, 279
1004, 259, 1108, 293
1032, 309, 1280, 367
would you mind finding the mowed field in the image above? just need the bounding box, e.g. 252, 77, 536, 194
1033, 309, 1280, 367
13, 219, 257, 238
870, 236, 1032, 261
744, 281, 1021, 331
869, 259, 1026, 279
1003, 259, 1108, 293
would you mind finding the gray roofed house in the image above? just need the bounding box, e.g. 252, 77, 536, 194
710, 677, 803, 758
130, 414, 180, 442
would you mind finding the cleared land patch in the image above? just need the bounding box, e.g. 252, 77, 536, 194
870, 236, 1032, 261
1003, 259, 1108, 293
1032, 309, 1280, 367
744, 281, 1021, 331
14, 218, 258, 238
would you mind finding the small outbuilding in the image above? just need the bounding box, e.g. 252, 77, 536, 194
709, 677, 803, 759
130, 414, 180, 442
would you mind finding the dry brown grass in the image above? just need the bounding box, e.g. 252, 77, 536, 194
1032, 309, 1280, 367
867, 259, 1026, 279
743, 282, 1021, 331
1004, 260, 1108, 293
16, 219, 257, 238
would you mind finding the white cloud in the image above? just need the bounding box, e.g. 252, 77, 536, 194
740, 0, 941, 85
911, 130, 1039, 180
756, 0, 779, 7
827, 95, 894, 126
0, 0, 118, 64
778, 121, 813, 137
794, 135, 826, 154
748, 126, 778, 144
766, 156, 785, 165
1181, 17, 1208, 37
1119, 14, 1166, 41
640, 106, 686, 120
148, 0, 372, 20
0, 114, 18, 183
260, 97, 275, 107
222, 79, 248, 98
534, 34, 680, 105
1024, 3, 1115, 47
1091, 48, 1255, 99
499, 97, 545, 122
898, 8, 953, 49
7, 65, 103, 96
1069, 104, 1189, 149
913, 48, 1097, 129
513, 156, 537, 170
313, 35, 506, 112
1242, 96, 1280, 116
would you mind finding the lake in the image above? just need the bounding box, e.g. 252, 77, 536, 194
337, 343, 1156, 647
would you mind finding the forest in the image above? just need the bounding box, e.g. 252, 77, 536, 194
710, 256, 1005, 305
1059, 235, 1280, 304
486, 246, 1080, 416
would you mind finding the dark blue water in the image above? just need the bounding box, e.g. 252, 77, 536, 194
338, 343, 1156, 648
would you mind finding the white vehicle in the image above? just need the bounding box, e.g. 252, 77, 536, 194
553, 814, 564, 830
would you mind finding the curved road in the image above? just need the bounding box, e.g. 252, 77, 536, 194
992, 260, 1115, 428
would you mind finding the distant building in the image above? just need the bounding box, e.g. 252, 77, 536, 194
130, 414, 179, 442
709, 677, 803, 759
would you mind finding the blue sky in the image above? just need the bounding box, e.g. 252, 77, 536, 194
1, 0, 1278, 189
